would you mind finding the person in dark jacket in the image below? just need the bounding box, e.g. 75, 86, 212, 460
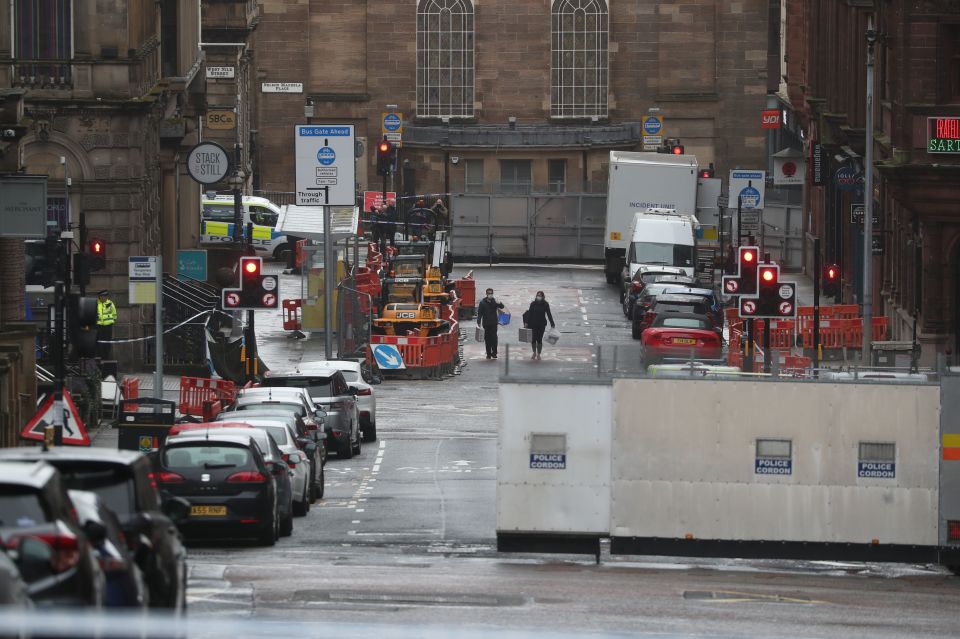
477, 287, 505, 359
524, 290, 555, 360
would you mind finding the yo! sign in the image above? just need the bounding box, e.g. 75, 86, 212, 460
834, 166, 864, 191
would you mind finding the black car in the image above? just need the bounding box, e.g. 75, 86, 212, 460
635, 293, 715, 337
159, 433, 284, 546
0, 447, 189, 612
0, 461, 104, 607
218, 406, 326, 499
68, 489, 148, 609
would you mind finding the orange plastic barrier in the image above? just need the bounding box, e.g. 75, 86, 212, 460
798, 317, 889, 349
121, 376, 140, 401
282, 299, 302, 331
295, 239, 308, 268
179, 377, 237, 417
455, 277, 475, 310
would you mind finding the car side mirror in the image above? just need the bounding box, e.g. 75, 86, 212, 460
15, 537, 54, 581
161, 496, 191, 524
83, 520, 109, 545
304, 442, 318, 456
314, 409, 325, 421
371, 376, 382, 385
270, 461, 287, 475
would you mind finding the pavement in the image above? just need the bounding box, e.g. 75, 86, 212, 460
85, 264, 960, 637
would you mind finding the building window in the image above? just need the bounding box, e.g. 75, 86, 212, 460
464, 159, 484, 193
551, 0, 608, 118
417, 0, 475, 119
13, 0, 72, 85
500, 160, 532, 194
942, 24, 960, 104
548, 159, 567, 193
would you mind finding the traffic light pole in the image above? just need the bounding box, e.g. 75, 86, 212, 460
736, 194, 743, 247
763, 318, 771, 373
862, 20, 877, 364
53, 279, 65, 445
154, 254, 164, 399
813, 238, 821, 376
323, 205, 334, 360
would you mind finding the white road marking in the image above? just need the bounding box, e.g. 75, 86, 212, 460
355, 509, 365, 513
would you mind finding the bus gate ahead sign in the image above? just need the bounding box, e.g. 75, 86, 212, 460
928, 117, 960, 154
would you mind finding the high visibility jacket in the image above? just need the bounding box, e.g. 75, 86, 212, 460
97, 299, 117, 326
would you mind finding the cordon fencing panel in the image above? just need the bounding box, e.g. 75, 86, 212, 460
610, 378, 942, 556
940, 376, 960, 548
497, 382, 611, 554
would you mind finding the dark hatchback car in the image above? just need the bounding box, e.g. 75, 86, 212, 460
0, 447, 189, 612
634, 293, 716, 338
0, 461, 104, 608
623, 273, 697, 318
158, 433, 284, 546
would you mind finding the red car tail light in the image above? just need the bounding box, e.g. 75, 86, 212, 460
158, 471, 184, 483
227, 471, 267, 483
949, 520, 960, 543
10, 531, 82, 574
355, 388, 372, 396
630, 281, 643, 293
282, 453, 296, 469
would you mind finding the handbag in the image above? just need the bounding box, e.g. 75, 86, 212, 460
518, 327, 533, 343
545, 328, 561, 345
497, 309, 511, 326
475, 326, 484, 342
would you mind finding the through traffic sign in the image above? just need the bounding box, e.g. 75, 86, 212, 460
295, 125, 356, 206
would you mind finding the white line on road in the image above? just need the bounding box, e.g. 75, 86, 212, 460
433, 439, 448, 541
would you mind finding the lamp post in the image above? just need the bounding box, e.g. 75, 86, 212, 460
862, 18, 877, 363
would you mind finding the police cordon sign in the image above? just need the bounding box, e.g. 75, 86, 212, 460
530, 453, 566, 470
295, 125, 356, 206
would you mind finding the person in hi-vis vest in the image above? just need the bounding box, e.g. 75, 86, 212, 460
97, 289, 117, 359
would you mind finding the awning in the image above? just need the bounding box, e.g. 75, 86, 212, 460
276, 205, 360, 241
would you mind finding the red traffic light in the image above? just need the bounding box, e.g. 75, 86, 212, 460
761, 269, 775, 282
89, 238, 105, 255
825, 265, 838, 280
741, 249, 755, 263
240, 257, 262, 281
758, 265, 778, 286
378, 141, 390, 154
671, 145, 683, 155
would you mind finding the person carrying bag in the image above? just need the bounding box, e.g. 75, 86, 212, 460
524, 290, 555, 360
477, 287, 505, 359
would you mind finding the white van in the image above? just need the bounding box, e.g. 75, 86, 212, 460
622, 208, 699, 283
200, 194, 291, 259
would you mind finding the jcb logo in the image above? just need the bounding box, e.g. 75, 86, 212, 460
396, 312, 416, 319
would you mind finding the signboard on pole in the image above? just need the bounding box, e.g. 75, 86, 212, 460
810, 143, 825, 186
21, 391, 90, 446
129, 256, 158, 305
0, 175, 48, 238
729, 170, 766, 210
295, 125, 356, 206
176, 250, 208, 281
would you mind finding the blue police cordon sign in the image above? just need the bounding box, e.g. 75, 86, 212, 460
755, 457, 792, 475
530, 453, 566, 469
372, 344, 406, 370
858, 462, 895, 478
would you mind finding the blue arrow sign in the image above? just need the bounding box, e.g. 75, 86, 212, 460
372, 344, 406, 370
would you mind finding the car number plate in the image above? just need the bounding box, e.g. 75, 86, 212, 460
190, 505, 227, 517
672, 337, 697, 345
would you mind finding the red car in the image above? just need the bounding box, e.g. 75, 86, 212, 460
641, 312, 723, 365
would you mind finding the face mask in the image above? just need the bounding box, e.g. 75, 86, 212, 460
487, 294, 494, 300
536, 296, 544, 301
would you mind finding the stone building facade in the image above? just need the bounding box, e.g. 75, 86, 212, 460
785, 0, 960, 364
253, 0, 771, 202
0, 0, 205, 366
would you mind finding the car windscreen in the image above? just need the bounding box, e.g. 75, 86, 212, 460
630, 242, 694, 268
162, 445, 254, 470
256, 426, 290, 447
236, 401, 305, 416
262, 377, 335, 397
656, 302, 709, 315
639, 271, 675, 284
0, 487, 50, 528
53, 463, 136, 515
657, 317, 711, 330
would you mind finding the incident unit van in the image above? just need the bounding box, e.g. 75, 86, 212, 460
200, 194, 290, 259
603, 152, 699, 284
622, 208, 699, 288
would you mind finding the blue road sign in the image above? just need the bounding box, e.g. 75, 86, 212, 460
372, 344, 406, 370
176, 250, 208, 282
383, 113, 402, 132
642, 115, 663, 135
317, 146, 336, 166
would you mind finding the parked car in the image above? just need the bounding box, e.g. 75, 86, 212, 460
0, 544, 31, 608
217, 407, 325, 499
232, 388, 326, 438
623, 272, 697, 318
0, 447, 188, 612
68, 489, 148, 608
631, 283, 695, 337
659, 286, 723, 328
158, 432, 284, 546
210, 415, 323, 501
621, 266, 688, 311
641, 312, 724, 365
0, 461, 104, 608
634, 293, 716, 339
321, 360, 380, 442
260, 365, 363, 457
167, 423, 297, 533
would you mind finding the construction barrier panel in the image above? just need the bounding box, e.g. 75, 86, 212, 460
179, 377, 237, 417
282, 299, 302, 331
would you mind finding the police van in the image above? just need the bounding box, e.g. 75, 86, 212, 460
200, 194, 290, 259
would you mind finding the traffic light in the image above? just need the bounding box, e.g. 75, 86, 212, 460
376, 138, 394, 176
671, 144, 684, 155
656, 138, 684, 155
738, 246, 759, 295
753, 263, 796, 318
68, 295, 99, 359
88, 237, 106, 271
223, 257, 279, 310
822, 263, 840, 297
699, 163, 715, 179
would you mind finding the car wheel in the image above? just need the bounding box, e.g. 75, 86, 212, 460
339, 438, 354, 459
280, 509, 294, 536
293, 495, 307, 517
631, 320, 642, 340
352, 430, 362, 456
315, 465, 325, 500
258, 509, 277, 546
272, 243, 292, 262
362, 421, 377, 442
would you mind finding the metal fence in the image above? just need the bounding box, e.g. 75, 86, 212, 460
336, 279, 372, 361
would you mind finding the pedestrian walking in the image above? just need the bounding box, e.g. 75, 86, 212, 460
523, 290, 555, 360
96, 289, 117, 359
476, 287, 504, 359
382, 203, 397, 246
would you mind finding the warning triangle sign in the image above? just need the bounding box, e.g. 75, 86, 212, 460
21, 391, 91, 446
